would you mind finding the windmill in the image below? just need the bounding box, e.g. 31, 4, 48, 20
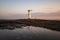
28, 10, 32, 19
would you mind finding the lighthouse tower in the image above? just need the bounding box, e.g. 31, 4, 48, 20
28, 10, 32, 19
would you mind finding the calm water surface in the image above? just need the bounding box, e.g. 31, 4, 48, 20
0, 26, 60, 40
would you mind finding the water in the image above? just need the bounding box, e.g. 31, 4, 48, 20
0, 26, 60, 40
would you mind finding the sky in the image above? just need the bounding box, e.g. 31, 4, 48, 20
0, 0, 60, 20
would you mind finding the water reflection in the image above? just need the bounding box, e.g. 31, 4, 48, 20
27, 26, 32, 30
0, 23, 26, 30
0, 26, 60, 40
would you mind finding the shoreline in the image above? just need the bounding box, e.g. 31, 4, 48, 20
0, 19, 60, 31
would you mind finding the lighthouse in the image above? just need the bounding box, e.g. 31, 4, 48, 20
28, 10, 32, 19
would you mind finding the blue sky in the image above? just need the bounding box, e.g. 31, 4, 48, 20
0, 0, 60, 19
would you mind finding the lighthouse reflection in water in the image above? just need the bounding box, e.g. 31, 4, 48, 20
0, 26, 60, 40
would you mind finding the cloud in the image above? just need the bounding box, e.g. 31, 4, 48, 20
0, 11, 60, 20
32, 11, 60, 20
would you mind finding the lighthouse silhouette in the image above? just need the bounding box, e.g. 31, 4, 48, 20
28, 10, 32, 19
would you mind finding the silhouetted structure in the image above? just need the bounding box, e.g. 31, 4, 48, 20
28, 10, 32, 19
